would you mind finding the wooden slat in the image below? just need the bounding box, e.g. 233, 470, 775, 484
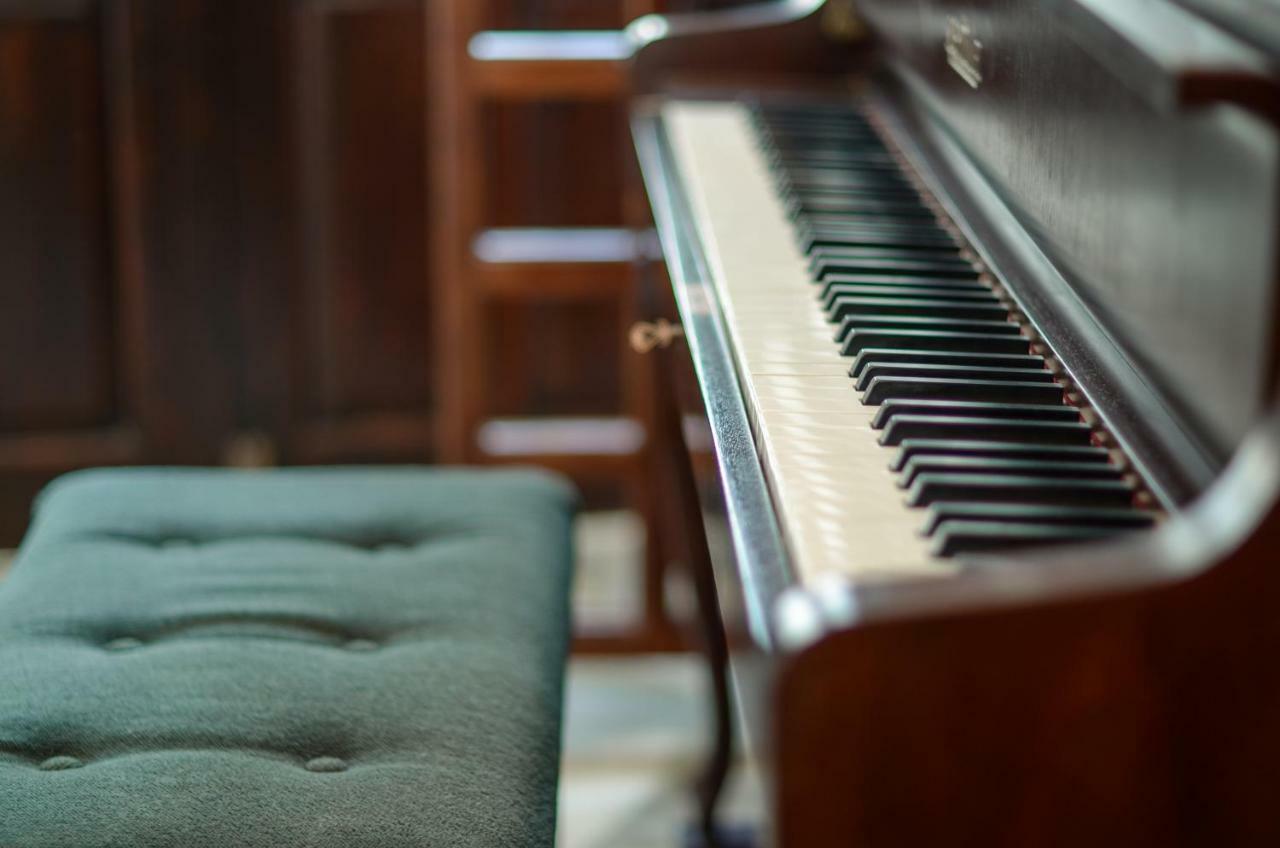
479, 262, 633, 300
0, 429, 141, 471
468, 58, 627, 100
473, 227, 656, 264
477, 415, 647, 456
288, 412, 435, 464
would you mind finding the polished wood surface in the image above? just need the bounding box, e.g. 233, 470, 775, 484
856, 0, 1280, 464
633, 0, 1280, 844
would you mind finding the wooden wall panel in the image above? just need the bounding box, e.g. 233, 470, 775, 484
486, 301, 624, 417
0, 15, 114, 432
287, 0, 433, 463
483, 102, 627, 228
126, 0, 260, 461
0, 3, 146, 544
485, 0, 627, 30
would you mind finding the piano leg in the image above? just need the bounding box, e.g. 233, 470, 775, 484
651, 335, 745, 848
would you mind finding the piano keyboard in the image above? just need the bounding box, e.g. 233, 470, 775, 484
663, 100, 1156, 585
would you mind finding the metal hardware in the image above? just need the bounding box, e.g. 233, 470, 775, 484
822, 0, 867, 43
222, 431, 278, 469
945, 16, 983, 89
629, 319, 685, 354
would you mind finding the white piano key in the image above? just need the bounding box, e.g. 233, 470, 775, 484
666, 101, 946, 585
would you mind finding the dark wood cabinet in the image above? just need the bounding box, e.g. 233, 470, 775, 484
0, 3, 141, 542
0, 1, 441, 543
286, 0, 434, 463
0, 0, 743, 547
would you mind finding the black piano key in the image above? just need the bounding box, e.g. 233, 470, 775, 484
898, 457, 1125, 489
871, 400, 1077, 430
932, 522, 1127, 558
800, 220, 955, 241
837, 315, 1020, 337
809, 245, 976, 265
879, 417, 1096, 447
905, 474, 1136, 509
789, 184, 926, 200
808, 250, 972, 274
790, 186, 926, 204
921, 504, 1156, 536
855, 363, 1055, 392
790, 198, 935, 219
822, 277, 992, 300
771, 139, 890, 152
814, 249, 972, 275
807, 245, 965, 263
775, 151, 898, 163
805, 213, 956, 233
803, 232, 960, 253
773, 150, 899, 167
863, 377, 1066, 407
842, 329, 1032, 357
826, 288, 999, 312
851, 350, 1047, 381
890, 441, 1112, 471
829, 297, 1010, 323
776, 164, 903, 183
785, 173, 917, 192
812, 256, 981, 281
837, 317, 1022, 345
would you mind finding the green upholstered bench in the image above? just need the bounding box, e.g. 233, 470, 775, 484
0, 467, 577, 848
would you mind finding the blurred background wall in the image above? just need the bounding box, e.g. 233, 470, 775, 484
0, 0, 748, 648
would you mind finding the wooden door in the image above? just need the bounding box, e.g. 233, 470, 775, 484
0, 2, 145, 541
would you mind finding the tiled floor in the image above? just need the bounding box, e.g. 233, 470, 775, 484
564, 513, 762, 847
559, 656, 762, 848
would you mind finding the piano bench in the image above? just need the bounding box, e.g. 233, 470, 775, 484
0, 467, 578, 848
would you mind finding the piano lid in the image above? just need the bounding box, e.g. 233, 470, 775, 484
850, 0, 1280, 470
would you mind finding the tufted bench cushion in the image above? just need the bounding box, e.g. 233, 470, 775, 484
0, 467, 577, 848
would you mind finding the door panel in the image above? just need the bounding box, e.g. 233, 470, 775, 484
288, 0, 433, 463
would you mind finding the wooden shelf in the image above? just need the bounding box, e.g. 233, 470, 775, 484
468, 31, 634, 63
468, 58, 628, 100
0, 428, 141, 471
479, 262, 633, 300
431, 3, 676, 654
474, 227, 656, 264
474, 228, 660, 299
467, 32, 633, 99
477, 416, 647, 458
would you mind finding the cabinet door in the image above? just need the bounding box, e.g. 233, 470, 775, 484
0, 3, 145, 543
284, 0, 434, 464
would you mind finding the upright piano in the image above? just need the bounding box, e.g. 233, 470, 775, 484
628, 1, 1280, 844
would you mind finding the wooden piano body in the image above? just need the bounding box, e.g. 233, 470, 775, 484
629, 1, 1280, 844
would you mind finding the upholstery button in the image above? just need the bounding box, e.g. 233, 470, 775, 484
105, 637, 144, 652
344, 639, 379, 652
305, 757, 348, 773
39, 756, 84, 771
